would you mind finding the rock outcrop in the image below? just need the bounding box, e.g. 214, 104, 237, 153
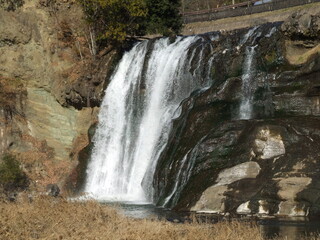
153, 9, 320, 216
191, 162, 261, 213
0, 0, 115, 193
1, 0, 319, 218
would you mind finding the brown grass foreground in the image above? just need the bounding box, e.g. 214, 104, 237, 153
0, 196, 318, 240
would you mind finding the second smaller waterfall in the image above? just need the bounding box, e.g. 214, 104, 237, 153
239, 45, 257, 120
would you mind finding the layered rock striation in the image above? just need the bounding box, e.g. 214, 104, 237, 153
0, 0, 319, 217
0, 0, 116, 192
153, 9, 320, 216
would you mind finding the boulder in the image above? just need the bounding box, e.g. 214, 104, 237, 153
191, 162, 261, 213
281, 9, 320, 40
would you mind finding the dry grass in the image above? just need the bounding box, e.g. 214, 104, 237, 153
0, 196, 318, 240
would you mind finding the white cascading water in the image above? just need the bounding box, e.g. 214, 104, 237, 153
238, 26, 277, 120
238, 25, 262, 120
163, 27, 265, 207
85, 36, 213, 203
239, 45, 257, 120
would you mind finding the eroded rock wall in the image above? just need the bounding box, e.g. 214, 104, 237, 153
1, 0, 319, 216
153, 9, 320, 216
0, 0, 115, 192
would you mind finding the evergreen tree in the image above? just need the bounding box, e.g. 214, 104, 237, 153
77, 0, 182, 45
145, 0, 182, 35
78, 0, 148, 43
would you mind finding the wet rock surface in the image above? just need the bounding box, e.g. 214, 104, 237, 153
153, 10, 320, 216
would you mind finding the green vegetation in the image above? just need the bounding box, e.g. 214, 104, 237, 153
145, 0, 182, 35
77, 0, 147, 44
77, 0, 182, 45
0, 0, 24, 11
0, 154, 28, 191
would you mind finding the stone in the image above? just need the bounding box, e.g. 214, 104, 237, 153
0, 0, 101, 192
1, 1, 320, 217
191, 185, 227, 213
7, 192, 17, 202
25, 88, 78, 161
237, 201, 251, 214
277, 177, 312, 201
46, 184, 60, 197
258, 200, 269, 215
275, 177, 312, 216
277, 201, 309, 216
281, 9, 320, 40
191, 162, 261, 213
254, 128, 285, 160
215, 162, 261, 186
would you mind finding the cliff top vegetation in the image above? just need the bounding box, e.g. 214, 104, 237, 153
77, 0, 182, 45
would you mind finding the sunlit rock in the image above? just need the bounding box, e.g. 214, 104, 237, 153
215, 161, 261, 186
191, 162, 261, 213
191, 185, 227, 213
276, 177, 312, 216
277, 201, 310, 216
258, 200, 269, 215
277, 177, 312, 200
237, 201, 251, 214
255, 128, 285, 160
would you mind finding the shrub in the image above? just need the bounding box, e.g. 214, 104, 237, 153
145, 0, 182, 36
0, 154, 28, 191
77, 0, 182, 46
77, 0, 148, 45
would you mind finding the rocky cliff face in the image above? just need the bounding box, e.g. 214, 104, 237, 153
0, 0, 116, 192
1, 0, 319, 217
153, 9, 320, 216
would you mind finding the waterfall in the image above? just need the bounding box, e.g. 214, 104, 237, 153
238, 26, 262, 120
160, 27, 264, 207
84, 36, 214, 203
161, 138, 203, 207
239, 45, 257, 120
